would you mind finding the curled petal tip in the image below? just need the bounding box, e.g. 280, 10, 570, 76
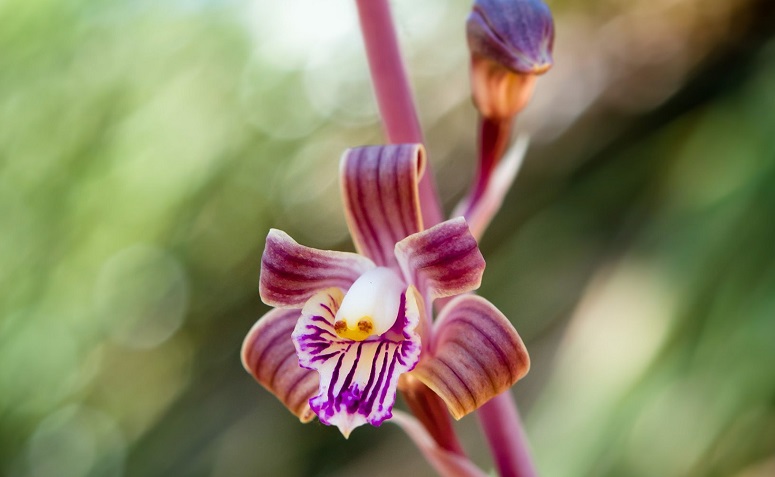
340, 144, 425, 268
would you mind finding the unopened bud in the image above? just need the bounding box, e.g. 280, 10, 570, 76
467, 0, 555, 118
470, 56, 538, 120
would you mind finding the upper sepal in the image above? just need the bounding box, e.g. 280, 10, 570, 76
413, 295, 529, 420
340, 144, 425, 269
395, 217, 486, 302
241, 308, 319, 422
260, 229, 375, 308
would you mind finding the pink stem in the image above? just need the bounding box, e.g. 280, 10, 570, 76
354, 0, 468, 461
354, 0, 443, 228
402, 378, 466, 456
466, 116, 513, 215
476, 392, 537, 477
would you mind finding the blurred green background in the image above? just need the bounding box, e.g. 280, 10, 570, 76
1, 0, 774, 476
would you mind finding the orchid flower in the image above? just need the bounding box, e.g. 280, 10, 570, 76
241, 144, 529, 438
240, 0, 555, 475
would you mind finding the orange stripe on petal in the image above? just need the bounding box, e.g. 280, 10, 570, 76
413, 295, 529, 419
341, 144, 425, 269
241, 308, 319, 422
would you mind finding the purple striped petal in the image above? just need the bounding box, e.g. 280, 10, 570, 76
241, 308, 319, 422
292, 287, 422, 437
413, 295, 529, 420
259, 229, 376, 308
341, 144, 425, 269
395, 217, 486, 302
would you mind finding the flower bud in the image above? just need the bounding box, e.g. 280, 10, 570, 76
470, 56, 538, 120
467, 0, 555, 119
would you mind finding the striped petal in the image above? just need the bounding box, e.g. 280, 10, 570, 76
292, 287, 422, 437
341, 144, 425, 269
241, 308, 319, 422
260, 229, 376, 308
394, 217, 486, 302
413, 295, 529, 420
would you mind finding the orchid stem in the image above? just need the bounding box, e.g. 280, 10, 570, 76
466, 115, 513, 214
477, 392, 537, 477
402, 377, 466, 456
354, 0, 465, 461
354, 0, 443, 228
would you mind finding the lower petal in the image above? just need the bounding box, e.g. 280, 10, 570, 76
241, 308, 319, 422
292, 287, 422, 437
413, 295, 529, 420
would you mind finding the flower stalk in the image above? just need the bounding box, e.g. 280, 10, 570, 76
401, 375, 466, 455
466, 115, 515, 215
477, 392, 537, 477
461, 0, 554, 235
354, 0, 466, 459
354, 0, 443, 228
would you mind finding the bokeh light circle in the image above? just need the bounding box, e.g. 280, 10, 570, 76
93, 244, 189, 349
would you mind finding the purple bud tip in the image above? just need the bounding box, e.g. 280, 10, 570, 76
467, 0, 555, 75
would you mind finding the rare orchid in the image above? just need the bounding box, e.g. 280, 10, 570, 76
242, 145, 529, 438
241, 0, 555, 475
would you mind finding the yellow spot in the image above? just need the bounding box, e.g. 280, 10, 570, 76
530, 63, 552, 75
334, 317, 373, 341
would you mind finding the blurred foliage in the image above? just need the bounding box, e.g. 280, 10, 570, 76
1, 0, 774, 476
